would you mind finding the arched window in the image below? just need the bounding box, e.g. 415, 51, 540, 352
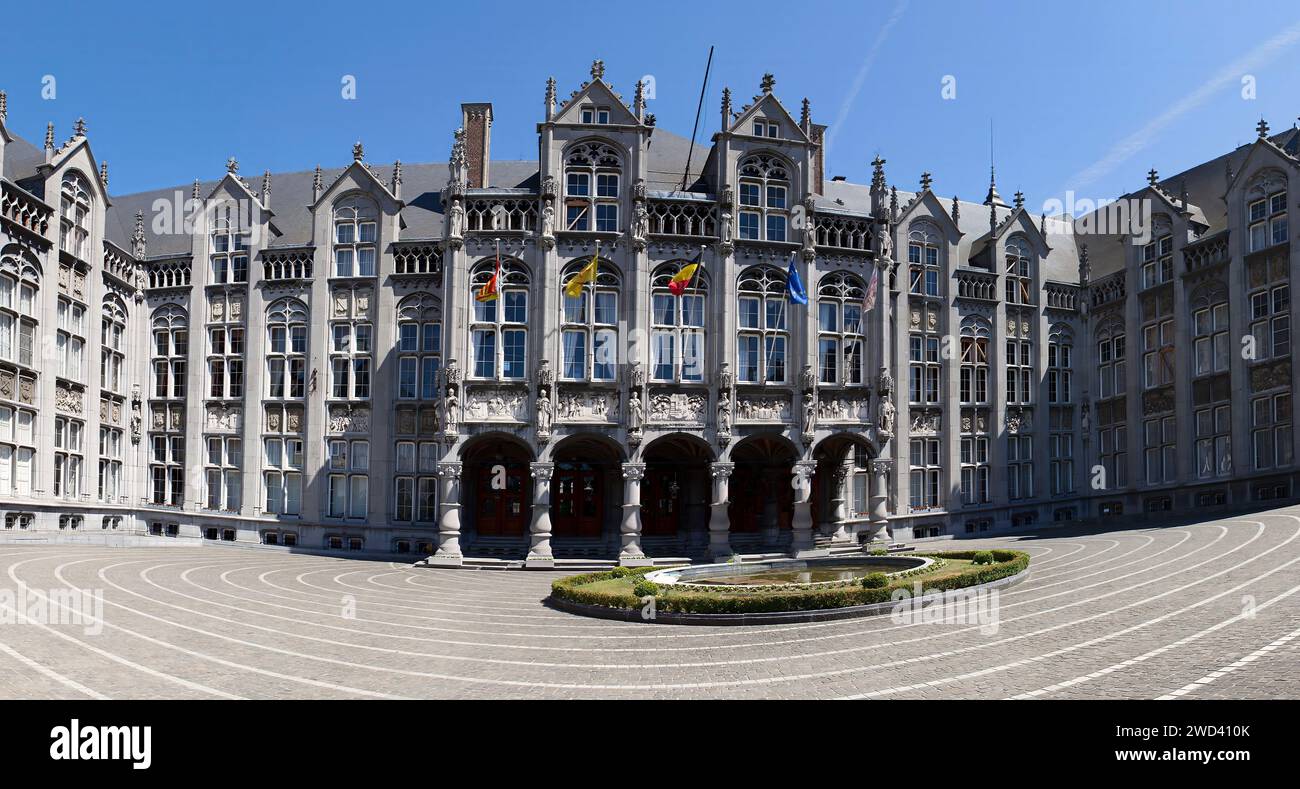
0, 255, 37, 498
59, 171, 92, 261
1048, 325, 1075, 497
564, 141, 621, 232
150, 305, 188, 506
1141, 291, 1175, 388
397, 293, 442, 400
100, 297, 126, 395
56, 294, 86, 382
333, 195, 378, 277
1006, 318, 1033, 405
1096, 325, 1126, 400
736, 265, 788, 383
908, 223, 941, 296
737, 153, 790, 242
266, 299, 308, 399
1246, 170, 1288, 253
469, 259, 529, 380
650, 261, 707, 382
0, 254, 38, 369
1047, 325, 1072, 404
560, 258, 619, 381
816, 272, 866, 385
1190, 283, 1228, 377
1004, 235, 1033, 304
206, 292, 244, 400
959, 315, 989, 404
1140, 217, 1173, 289
1247, 255, 1289, 362
329, 287, 373, 400
210, 204, 250, 284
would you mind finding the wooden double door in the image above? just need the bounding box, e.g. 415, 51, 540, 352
474, 461, 530, 536
552, 463, 603, 538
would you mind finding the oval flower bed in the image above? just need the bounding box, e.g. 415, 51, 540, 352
549, 550, 1029, 618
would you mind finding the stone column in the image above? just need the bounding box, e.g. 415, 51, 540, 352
706, 462, 734, 560
526, 462, 554, 568
791, 460, 822, 557
869, 458, 893, 543
827, 463, 851, 541
429, 461, 463, 566
619, 462, 652, 566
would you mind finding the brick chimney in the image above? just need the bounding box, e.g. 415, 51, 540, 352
461, 103, 492, 188
810, 123, 827, 194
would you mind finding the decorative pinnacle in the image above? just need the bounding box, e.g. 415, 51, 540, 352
721, 87, 732, 118
226, 156, 238, 174
352, 141, 364, 162
72, 117, 87, 137
760, 73, 775, 93
44, 122, 54, 150
261, 169, 271, 202
1147, 167, 1159, 186
545, 76, 556, 106
951, 196, 960, 223
1013, 190, 1024, 210
393, 159, 402, 188
192, 179, 201, 200
1257, 117, 1270, 138
920, 172, 933, 191
132, 210, 146, 254
312, 164, 323, 196
871, 155, 886, 189
0, 90, 7, 123
590, 59, 605, 80
99, 161, 108, 189
800, 97, 811, 127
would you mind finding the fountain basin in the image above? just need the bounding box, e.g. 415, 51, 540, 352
644, 555, 932, 590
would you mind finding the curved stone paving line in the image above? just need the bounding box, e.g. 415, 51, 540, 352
0, 508, 1296, 698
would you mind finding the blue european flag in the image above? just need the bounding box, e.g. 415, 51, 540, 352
786, 256, 808, 305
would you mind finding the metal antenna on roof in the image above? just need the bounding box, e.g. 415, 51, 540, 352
681, 45, 715, 193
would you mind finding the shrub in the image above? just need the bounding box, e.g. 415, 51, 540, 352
632, 579, 660, 598
868, 548, 889, 556
608, 566, 631, 578
972, 551, 994, 565
861, 572, 889, 589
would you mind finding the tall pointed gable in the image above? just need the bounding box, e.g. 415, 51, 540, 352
727, 74, 811, 143
311, 142, 402, 211
551, 60, 642, 127
1224, 117, 1300, 197
893, 172, 963, 239
38, 120, 112, 207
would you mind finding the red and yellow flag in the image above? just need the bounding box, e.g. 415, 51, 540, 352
564, 243, 599, 298
475, 247, 501, 302
667, 260, 700, 296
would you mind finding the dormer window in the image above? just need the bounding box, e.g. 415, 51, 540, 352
753, 119, 779, 138
59, 172, 92, 261
580, 106, 610, 124
1248, 190, 1288, 252
210, 207, 249, 284
737, 153, 790, 242
1141, 234, 1174, 288
333, 196, 378, 277
564, 141, 621, 232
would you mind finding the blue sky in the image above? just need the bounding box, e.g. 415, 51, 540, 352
3, 0, 1300, 210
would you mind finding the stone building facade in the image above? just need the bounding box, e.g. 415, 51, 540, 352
0, 65, 1295, 564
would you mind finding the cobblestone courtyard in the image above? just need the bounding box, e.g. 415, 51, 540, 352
1, 506, 1298, 700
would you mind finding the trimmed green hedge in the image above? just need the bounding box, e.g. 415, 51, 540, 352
549, 550, 1029, 615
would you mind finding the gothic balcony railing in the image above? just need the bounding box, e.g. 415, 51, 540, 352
464, 194, 538, 233
1090, 270, 1126, 308
1044, 282, 1080, 311
102, 240, 138, 288
1183, 230, 1230, 273
647, 196, 717, 239
954, 269, 998, 301
0, 180, 52, 239
145, 257, 193, 290
815, 213, 872, 252
261, 246, 314, 282
392, 242, 444, 276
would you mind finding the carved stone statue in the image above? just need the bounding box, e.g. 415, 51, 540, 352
632, 203, 650, 242
720, 209, 733, 244
443, 392, 459, 433
802, 398, 817, 435
627, 391, 644, 431
875, 223, 893, 263
448, 198, 465, 238
536, 392, 553, 435
541, 204, 555, 240
717, 393, 731, 432
1080, 396, 1092, 432
800, 364, 816, 393
878, 398, 896, 436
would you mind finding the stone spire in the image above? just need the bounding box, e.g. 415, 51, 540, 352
352, 141, 364, 162
226, 156, 239, 175
131, 210, 147, 259
590, 59, 605, 81
0, 90, 6, 124
1225, 158, 1234, 188
44, 122, 54, 151
1040, 212, 1047, 237
261, 170, 271, 207
800, 97, 811, 130
392, 160, 403, 199
951, 196, 960, 224
983, 165, 1008, 208
889, 185, 899, 222
1179, 179, 1188, 209
312, 165, 323, 201
760, 73, 775, 93
99, 161, 108, 190
192, 179, 201, 200
869, 155, 887, 216
72, 117, 87, 137
1078, 241, 1091, 286
545, 76, 556, 121
721, 87, 732, 128
634, 80, 646, 121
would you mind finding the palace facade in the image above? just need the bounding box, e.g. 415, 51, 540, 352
0, 64, 1296, 565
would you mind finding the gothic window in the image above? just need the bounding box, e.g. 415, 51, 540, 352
737, 153, 790, 242
1007, 434, 1033, 500
1140, 229, 1173, 289
959, 316, 990, 404
1005, 322, 1033, 405
1047, 325, 1072, 404
1049, 408, 1074, 496
736, 265, 788, 383
1004, 235, 1033, 304
561, 258, 619, 382
1247, 173, 1288, 253
1143, 415, 1177, 485
149, 305, 187, 506
752, 118, 779, 138
909, 438, 940, 511
1098, 421, 1128, 489
1096, 327, 1126, 400
0, 255, 38, 369
207, 292, 244, 400
909, 304, 941, 404
263, 405, 304, 516
0, 404, 35, 497
101, 297, 126, 395
564, 141, 621, 232
650, 261, 707, 383
327, 438, 369, 518
397, 293, 442, 400
1248, 258, 1290, 361
56, 296, 86, 382
960, 415, 990, 506
59, 171, 92, 261
908, 223, 941, 296
1139, 293, 1175, 388
205, 436, 242, 512
266, 299, 308, 399
395, 439, 439, 524
1194, 398, 1232, 479
97, 422, 123, 502
1190, 285, 1229, 377
816, 272, 866, 385
333, 195, 378, 277
1252, 392, 1293, 470
209, 206, 250, 284
469, 259, 528, 380
329, 287, 373, 400
53, 416, 83, 499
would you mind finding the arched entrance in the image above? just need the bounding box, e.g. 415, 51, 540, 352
642, 434, 713, 543
551, 434, 623, 540
728, 434, 797, 543
462, 434, 533, 539
813, 432, 876, 542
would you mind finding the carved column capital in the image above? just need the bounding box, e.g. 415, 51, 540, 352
709, 462, 735, 479
437, 461, 463, 480
621, 462, 646, 482
530, 462, 555, 481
